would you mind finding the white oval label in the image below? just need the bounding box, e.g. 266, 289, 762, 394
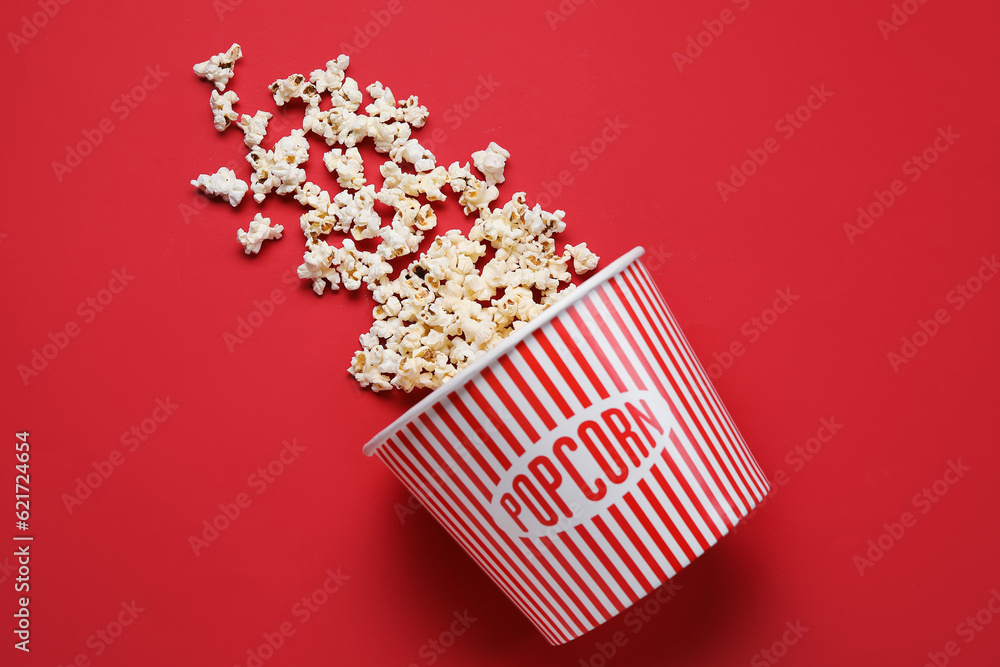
489, 390, 678, 538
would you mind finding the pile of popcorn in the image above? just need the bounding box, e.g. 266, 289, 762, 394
191, 44, 599, 392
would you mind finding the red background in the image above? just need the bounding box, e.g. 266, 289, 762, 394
2, 0, 999, 665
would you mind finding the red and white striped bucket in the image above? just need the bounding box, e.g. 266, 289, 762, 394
363, 247, 770, 645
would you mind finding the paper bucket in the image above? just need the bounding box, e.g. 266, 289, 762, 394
363, 246, 770, 645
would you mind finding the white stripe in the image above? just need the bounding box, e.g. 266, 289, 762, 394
534, 325, 601, 409
558, 527, 633, 611
631, 475, 697, 568
618, 494, 681, 578
488, 361, 550, 440
648, 457, 717, 552
580, 521, 648, 601
511, 338, 575, 423
524, 332, 591, 417
560, 307, 623, 396
473, 373, 537, 455
526, 534, 610, 625
417, 414, 494, 505
502, 348, 564, 430
446, 389, 512, 478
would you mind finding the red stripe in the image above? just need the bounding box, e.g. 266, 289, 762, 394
567, 304, 626, 393
635, 266, 769, 492
378, 444, 559, 643
573, 524, 641, 605
647, 462, 711, 552
482, 366, 539, 445
652, 444, 722, 543
516, 536, 599, 629
499, 355, 556, 431
449, 392, 512, 470
535, 329, 592, 408
608, 503, 668, 585
665, 429, 733, 532
557, 531, 626, 615
401, 426, 585, 635
432, 404, 500, 488
629, 483, 689, 569
593, 515, 654, 591
517, 345, 574, 419
618, 269, 755, 510
418, 414, 493, 502
539, 535, 610, 621
465, 382, 524, 458
551, 316, 609, 400
596, 283, 741, 527
582, 294, 646, 391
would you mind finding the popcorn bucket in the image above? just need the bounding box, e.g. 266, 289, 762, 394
363, 247, 770, 645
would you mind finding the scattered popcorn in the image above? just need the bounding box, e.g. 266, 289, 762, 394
238, 213, 284, 254
324, 147, 366, 190
458, 176, 500, 215
297, 240, 341, 295
310, 55, 350, 94
564, 242, 600, 274
472, 142, 510, 187
269, 73, 320, 107
389, 137, 436, 172
246, 129, 310, 202
210, 90, 239, 132
191, 167, 248, 207
191, 47, 601, 393
237, 110, 272, 148
330, 77, 363, 112
193, 43, 242, 91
